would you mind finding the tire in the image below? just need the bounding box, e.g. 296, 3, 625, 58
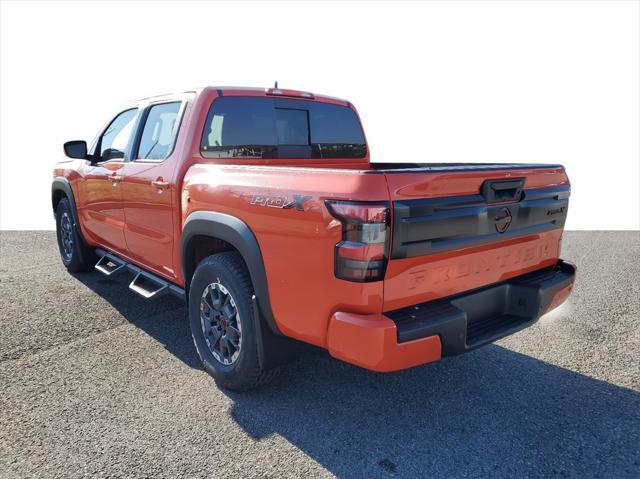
189, 252, 280, 391
55, 197, 95, 272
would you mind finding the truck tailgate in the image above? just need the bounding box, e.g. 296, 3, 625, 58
382, 164, 570, 311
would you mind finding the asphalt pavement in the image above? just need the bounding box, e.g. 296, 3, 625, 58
0, 231, 638, 478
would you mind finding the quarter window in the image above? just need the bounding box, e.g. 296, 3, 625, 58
99, 108, 138, 161
136, 102, 182, 160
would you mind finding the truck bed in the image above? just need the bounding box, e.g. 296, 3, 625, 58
369, 162, 563, 172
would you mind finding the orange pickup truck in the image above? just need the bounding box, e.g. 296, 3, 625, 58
52, 86, 575, 390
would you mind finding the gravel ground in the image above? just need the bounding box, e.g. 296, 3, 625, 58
0, 231, 638, 478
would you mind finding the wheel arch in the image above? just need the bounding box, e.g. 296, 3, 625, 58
51, 177, 87, 244
52, 177, 72, 212
181, 211, 281, 336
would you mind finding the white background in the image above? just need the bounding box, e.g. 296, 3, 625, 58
1, 0, 638, 230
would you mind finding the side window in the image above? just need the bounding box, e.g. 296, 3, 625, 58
99, 108, 138, 161
136, 102, 182, 160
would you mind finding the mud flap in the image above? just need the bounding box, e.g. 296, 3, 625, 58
252, 295, 305, 370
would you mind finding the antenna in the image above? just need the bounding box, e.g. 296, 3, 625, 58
274, 80, 278, 88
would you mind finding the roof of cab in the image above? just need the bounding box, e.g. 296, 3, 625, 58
133, 86, 350, 106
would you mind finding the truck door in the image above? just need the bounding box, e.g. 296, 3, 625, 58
119, 101, 184, 281
76, 108, 139, 253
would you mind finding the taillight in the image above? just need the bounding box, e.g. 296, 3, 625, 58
325, 200, 390, 282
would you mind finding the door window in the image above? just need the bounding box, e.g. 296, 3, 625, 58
98, 108, 138, 161
136, 102, 182, 160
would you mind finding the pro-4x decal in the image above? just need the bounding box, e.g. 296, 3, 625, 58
250, 194, 312, 211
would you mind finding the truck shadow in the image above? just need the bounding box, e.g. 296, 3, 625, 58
74, 270, 640, 478
225, 349, 640, 477
71, 271, 202, 369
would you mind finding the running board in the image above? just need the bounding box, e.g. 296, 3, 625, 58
95, 252, 126, 276
94, 248, 185, 301
129, 270, 168, 299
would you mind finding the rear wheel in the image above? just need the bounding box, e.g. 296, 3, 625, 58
55, 198, 94, 272
189, 252, 280, 391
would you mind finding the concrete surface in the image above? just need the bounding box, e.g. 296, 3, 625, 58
0, 231, 638, 478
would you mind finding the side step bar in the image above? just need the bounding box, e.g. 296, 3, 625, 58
95, 248, 185, 301
95, 253, 126, 276
129, 269, 169, 299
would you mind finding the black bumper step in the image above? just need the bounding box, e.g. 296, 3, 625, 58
386, 260, 576, 356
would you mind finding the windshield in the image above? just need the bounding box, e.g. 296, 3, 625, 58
200, 97, 366, 159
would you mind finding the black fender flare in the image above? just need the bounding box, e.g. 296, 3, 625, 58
51, 177, 87, 244
181, 211, 281, 336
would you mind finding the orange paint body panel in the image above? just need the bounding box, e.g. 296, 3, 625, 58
182, 163, 388, 346
384, 167, 569, 199
53, 86, 576, 373
384, 229, 562, 311
327, 312, 442, 372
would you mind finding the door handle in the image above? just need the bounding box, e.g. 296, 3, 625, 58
109, 174, 123, 185
151, 178, 169, 191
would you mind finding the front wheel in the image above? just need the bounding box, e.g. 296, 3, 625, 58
189, 252, 280, 391
55, 198, 94, 272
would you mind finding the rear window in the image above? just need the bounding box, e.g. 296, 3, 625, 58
201, 97, 366, 159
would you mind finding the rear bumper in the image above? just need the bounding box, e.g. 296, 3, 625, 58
327, 260, 576, 372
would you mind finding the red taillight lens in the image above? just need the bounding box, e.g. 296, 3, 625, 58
325, 202, 388, 223
326, 200, 390, 282
336, 242, 386, 261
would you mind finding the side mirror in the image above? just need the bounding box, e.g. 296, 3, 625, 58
63, 140, 87, 159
